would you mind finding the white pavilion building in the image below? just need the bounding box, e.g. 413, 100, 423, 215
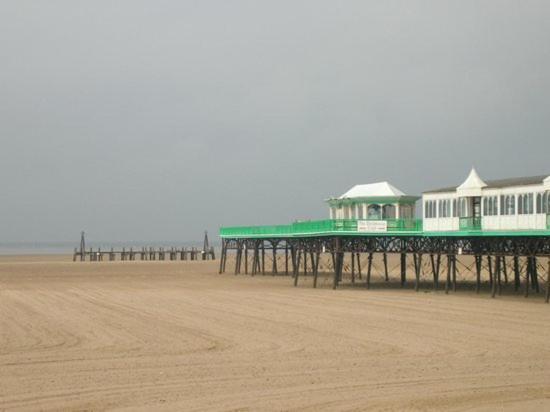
327, 182, 419, 221
423, 168, 550, 232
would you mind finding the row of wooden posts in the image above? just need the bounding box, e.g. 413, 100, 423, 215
219, 244, 550, 303
73, 246, 216, 262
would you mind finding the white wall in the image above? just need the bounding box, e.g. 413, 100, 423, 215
423, 184, 548, 232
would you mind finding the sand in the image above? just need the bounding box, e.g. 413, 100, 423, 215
1, 254, 550, 411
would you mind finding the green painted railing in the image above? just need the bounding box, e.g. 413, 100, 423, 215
218, 224, 293, 237
459, 216, 482, 231
220, 218, 423, 238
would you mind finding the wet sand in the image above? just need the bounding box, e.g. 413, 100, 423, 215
1, 255, 550, 411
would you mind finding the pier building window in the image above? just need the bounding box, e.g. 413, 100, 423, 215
500, 195, 516, 215
458, 198, 468, 217
518, 193, 534, 215
401, 204, 413, 219
536, 193, 549, 214
438, 199, 451, 218
367, 204, 381, 220
483, 196, 498, 216
424, 200, 437, 218
382, 204, 396, 219
452, 199, 458, 217
357, 204, 364, 219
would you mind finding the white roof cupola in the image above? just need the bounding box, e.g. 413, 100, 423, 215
339, 181, 405, 199
544, 175, 550, 190
457, 167, 487, 197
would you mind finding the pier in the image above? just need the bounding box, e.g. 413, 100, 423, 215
73, 231, 216, 262
219, 223, 550, 302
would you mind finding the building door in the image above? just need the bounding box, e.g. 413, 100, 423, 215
472, 197, 481, 218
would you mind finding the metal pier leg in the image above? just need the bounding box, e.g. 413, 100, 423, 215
546, 258, 550, 303
452, 255, 457, 292
525, 257, 531, 297
272, 245, 277, 275
366, 252, 373, 290
475, 255, 482, 293
234, 245, 241, 275
333, 238, 341, 290
445, 255, 451, 294
218, 240, 225, 274
294, 248, 302, 287
254, 245, 259, 274
261, 243, 266, 275
400, 253, 407, 287
487, 256, 493, 288
514, 256, 520, 292
351, 252, 355, 283
492, 254, 500, 298
313, 252, 320, 288
285, 244, 289, 276
357, 253, 362, 280
502, 256, 508, 285
532, 257, 540, 293
414, 254, 422, 292
383, 253, 389, 282
244, 245, 248, 275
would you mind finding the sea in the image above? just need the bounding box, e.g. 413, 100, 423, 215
0, 241, 220, 256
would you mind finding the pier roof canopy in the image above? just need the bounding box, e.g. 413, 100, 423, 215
456, 168, 487, 197
424, 170, 550, 194
327, 181, 419, 205
339, 181, 405, 199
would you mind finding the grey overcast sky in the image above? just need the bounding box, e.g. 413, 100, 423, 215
1, 1, 549, 243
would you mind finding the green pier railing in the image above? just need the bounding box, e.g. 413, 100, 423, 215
459, 217, 482, 231
220, 218, 423, 238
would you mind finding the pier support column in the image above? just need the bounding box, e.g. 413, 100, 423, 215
445, 255, 451, 294
492, 254, 500, 298
502, 256, 508, 285
400, 253, 406, 287
546, 258, 550, 303
261, 243, 266, 275
414, 253, 422, 292
452, 255, 457, 292
475, 255, 482, 293
532, 257, 540, 293
351, 251, 355, 284
366, 252, 373, 289
285, 244, 289, 276
244, 245, 248, 275
383, 253, 389, 282
431, 254, 441, 291
525, 257, 530, 298
272, 243, 278, 275
218, 240, 225, 274
514, 256, 520, 292
487, 256, 493, 289
333, 238, 341, 290
357, 253, 362, 280
294, 246, 302, 286
312, 251, 320, 288
303, 250, 308, 278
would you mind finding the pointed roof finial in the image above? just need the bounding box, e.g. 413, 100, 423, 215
457, 167, 487, 197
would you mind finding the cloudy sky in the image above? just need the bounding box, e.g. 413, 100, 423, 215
1, 1, 549, 243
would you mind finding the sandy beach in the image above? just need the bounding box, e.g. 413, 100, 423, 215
1, 254, 550, 411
